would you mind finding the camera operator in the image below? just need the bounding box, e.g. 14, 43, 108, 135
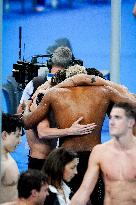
17, 46, 88, 171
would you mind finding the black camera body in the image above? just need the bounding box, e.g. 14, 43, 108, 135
13, 61, 38, 88
12, 54, 83, 89
12, 54, 51, 89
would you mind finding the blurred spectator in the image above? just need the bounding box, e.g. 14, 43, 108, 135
33, 0, 45, 12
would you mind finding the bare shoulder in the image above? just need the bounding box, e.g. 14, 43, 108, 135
91, 141, 112, 156
93, 142, 111, 151
87, 144, 105, 166
90, 144, 105, 158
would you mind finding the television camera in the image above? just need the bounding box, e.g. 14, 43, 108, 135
12, 54, 52, 89
12, 27, 83, 89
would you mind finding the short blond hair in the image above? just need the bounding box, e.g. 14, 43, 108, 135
66, 64, 87, 78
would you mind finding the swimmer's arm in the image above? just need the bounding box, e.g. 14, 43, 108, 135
32, 81, 51, 99
37, 117, 97, 139
107, 85, 136, 106
57, 74, 129, 95
55, 74, 93, 88
22, 93, 51, 130
70, 145, 100, 205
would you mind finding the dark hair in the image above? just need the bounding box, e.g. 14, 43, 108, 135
51, 65, 87, 86
112, 103, 136, 121
86, 68, 105, 79
42, 148, 78, 188
2, 112, 23, 133
51, 69, 66, 86
17, 170, 47, 199
51, 47, 72, 68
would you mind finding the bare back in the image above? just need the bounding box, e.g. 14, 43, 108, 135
49, 86, 110, 151
23, 85, 136, 152
99, 141, 136, 205
24, 86, 112, 152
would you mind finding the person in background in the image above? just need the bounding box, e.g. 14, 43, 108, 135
17, 169, 49, 205
0, 113, 23, 203
86, 67, 104, 79
33, 0, 45, 12
0, 169, 49, 205
42, 147, 79, 205
70, 102, 136, 205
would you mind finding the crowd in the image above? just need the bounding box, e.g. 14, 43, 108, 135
1, 45, 136, 205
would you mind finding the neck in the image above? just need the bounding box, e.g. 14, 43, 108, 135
113, 132, 135, 150
18, 198, 33, 205
1, 146, 8, 158
51, 67, 62, 74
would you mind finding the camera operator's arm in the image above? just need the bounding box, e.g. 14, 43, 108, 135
22, 91, 51, 129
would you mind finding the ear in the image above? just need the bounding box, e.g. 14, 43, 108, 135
129, 119, 135, 128
31, 190, 38, 198
2, 131, 7, 140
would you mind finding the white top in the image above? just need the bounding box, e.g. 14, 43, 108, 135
49, 181, 71, 205
20, 80, 34, 103
20, 72, 54, 104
